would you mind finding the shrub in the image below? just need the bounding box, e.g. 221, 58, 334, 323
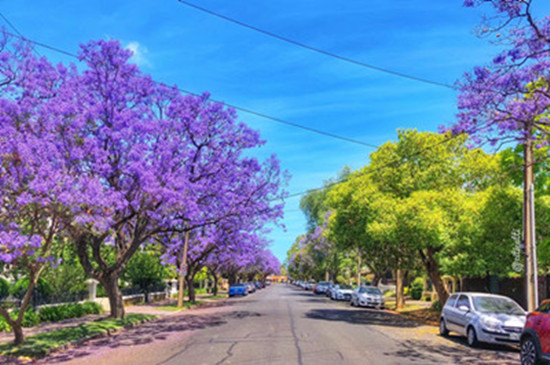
431, 300, 442, 312
421, 295, 432, 302
12, 277, 54, 297
410, 278, 424, 300
383, 290, 396, 298
0, 278, 9, 299
39, 302, 103, 323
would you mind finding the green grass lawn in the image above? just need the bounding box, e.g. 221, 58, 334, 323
156, 300, 205, 311
156, 294, 226, 312
0, 314, 156, 359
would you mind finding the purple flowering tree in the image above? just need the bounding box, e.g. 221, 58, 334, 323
447, 1, 550, 310
0, 34, 287, 319
0, 34, 79, 344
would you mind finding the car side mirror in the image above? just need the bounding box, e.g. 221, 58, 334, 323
458, 305, 470, 312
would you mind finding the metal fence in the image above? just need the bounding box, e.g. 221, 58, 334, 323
3, 289, 89, 309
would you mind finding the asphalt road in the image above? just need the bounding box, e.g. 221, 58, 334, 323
37, 284, 520, 365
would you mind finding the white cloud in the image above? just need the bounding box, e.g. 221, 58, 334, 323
126, 41, 151, 68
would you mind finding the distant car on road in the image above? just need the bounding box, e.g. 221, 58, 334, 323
229, 283, 248, 297
350, 286, 385, 308
314, 281, 331, 294
521, 299, 550, 364
331, 285, 354, 301
305, 281, 315, 291
246, 283, 256, 293
439, 292, 526, 347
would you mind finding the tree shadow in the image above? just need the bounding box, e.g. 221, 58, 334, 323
383, 336, 519, 364
33, 313, 228, 364
305, 308, 425, 328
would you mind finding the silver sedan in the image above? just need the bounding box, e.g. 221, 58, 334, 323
350, 286, 385, 308
439, 292, 526, 347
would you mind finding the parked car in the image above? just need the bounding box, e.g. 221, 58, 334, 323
350, 286, 385, 308
246, 282, 256, 293
331, 285, 354, 301
254, 281, 264, 289
520, 299, 550, 364
314, 281, 331, 294
325, 283, 335, 297
305, 281, 315, 291
229, 283, 248, 297
439, 292, 526, 347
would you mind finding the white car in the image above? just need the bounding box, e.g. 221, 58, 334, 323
331, 285, 354, 301
439, 292, 526, 347
350, 286, 385, 308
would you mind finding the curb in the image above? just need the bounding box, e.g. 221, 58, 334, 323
383, 308, 439, 327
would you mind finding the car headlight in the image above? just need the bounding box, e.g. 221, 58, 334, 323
481, 316, 502, 332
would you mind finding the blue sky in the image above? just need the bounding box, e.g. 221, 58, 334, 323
3, 0, 550, 263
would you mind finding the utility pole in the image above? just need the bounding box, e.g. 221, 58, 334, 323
524, 134, 538, 311
177, 230, 190, 308
356, 248, 361, 287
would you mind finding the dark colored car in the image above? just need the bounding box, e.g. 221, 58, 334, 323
254, 281, 264, 289
521, 299, 550, 364
228, 283, 248, 297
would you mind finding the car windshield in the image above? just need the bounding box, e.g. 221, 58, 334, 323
232, 284, 244, 287
359, 287, 381, 295
318, 282, 330, 286
340, 285, 353, 290
473, 296, 525, 315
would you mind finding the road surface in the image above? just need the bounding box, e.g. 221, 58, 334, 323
37, 284, 519, 365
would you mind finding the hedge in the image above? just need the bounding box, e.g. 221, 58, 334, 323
0, 301, 103, 332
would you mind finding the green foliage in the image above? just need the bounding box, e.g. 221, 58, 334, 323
431, 300, 442, 312
383, 290, 396, 298
0, 309, 42, 330
0, 314, 156, 358
42, 244, 87, 295
11, 277, 54, 297
410, 278, 424, 300
39, 302, 102, 323
0, 278, 9, 298
122, 247, 170, 292
0, 302, 103, 332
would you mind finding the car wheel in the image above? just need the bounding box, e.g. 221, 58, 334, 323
439, 318, 449, 337
467, 327, 479, 348
521, 336, 542, 365
350, 299, 354, 306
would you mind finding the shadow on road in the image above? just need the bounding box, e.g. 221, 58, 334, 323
383, 337, 519, 364
305, 308, 425, 328
32, 314, 228, 364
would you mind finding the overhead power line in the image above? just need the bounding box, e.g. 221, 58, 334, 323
1, 30, 379, 149
0, 12, 40, 56
1, 31, 476, 202
176, 0, 457, 90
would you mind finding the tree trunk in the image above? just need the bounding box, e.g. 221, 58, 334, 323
371, 272, 382, 286
419, 248, 448, 305
396, 268, 405, 310
228, 273, 237, 286
101, 275, 125, 318
186, 272, 196, 303
12, 323, 24, 346
325, 269, 329, 282
212, 274, 218, 296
